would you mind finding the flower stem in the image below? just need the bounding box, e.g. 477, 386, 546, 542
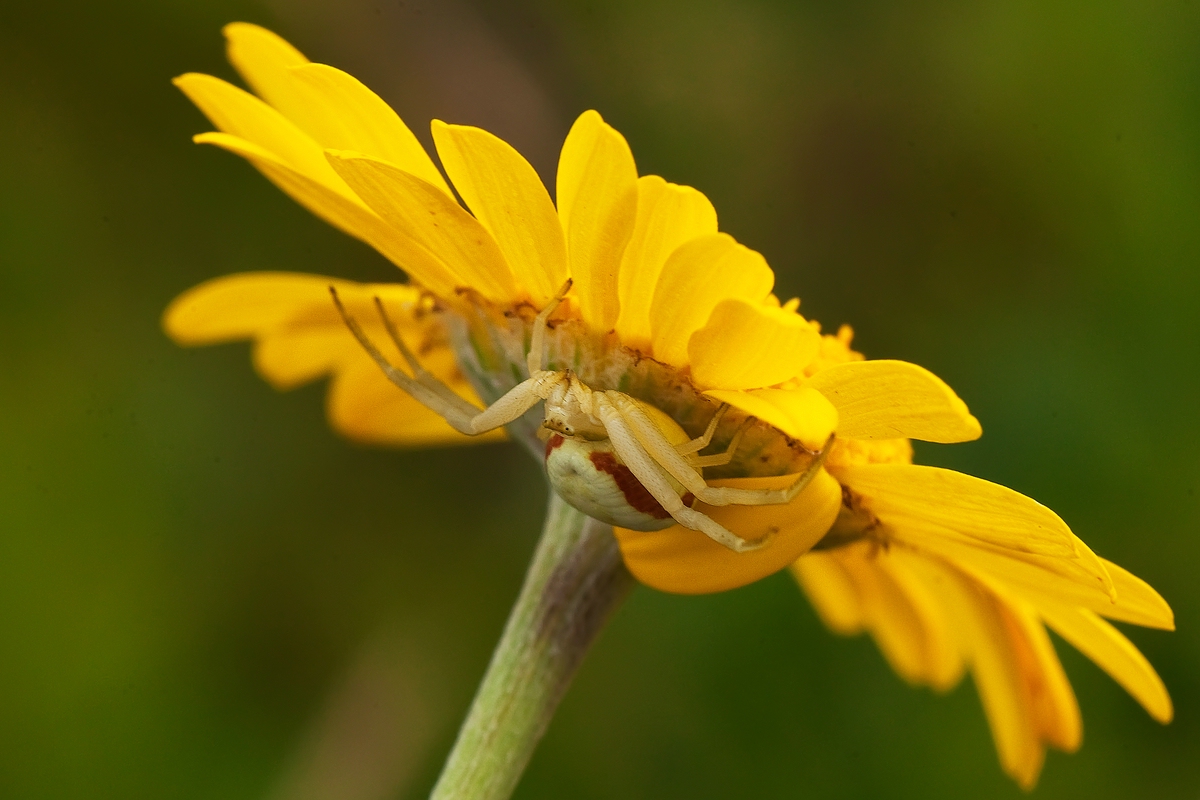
429, 493, 636, 800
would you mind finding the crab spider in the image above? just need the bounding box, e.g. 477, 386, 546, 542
330, 283, 833, 553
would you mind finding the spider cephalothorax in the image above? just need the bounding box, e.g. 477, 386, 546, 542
331, 282, 833, 553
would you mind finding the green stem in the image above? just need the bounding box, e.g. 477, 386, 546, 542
428, 493, 636, 800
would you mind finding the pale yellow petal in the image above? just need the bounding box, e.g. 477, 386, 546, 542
614, 468, 841, 594
837, 545, 945, 686
1041, 605, 1173, 723
556, 110, 638, 331
835, 464, 1092, 560
1001, 599, 1082, 754
164, 271, 498, 448
288, 64, 450, 193
932, 564, 1045, 788
880, 550, 965, 691
791, 552, 864, 634
163, 271, 354, 344
649, 233, 775, 366
253, 325, 352, 389
326, 150, 520, 304
803, 359, 981, 443
192, 134, 462, 298
432, 120, 568, 305
174, 73, 346, 196
615, 176, 718, 348
688, 299, 820, 390
703, 387, 838, 451
799, 545, 963, 691
247, 281, 422, 390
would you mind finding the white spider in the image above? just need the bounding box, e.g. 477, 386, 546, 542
330, 282, 833, 553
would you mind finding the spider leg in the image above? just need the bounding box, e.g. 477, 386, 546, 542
689, 434, 834, 506
526, 279, 573, 376
689, 415, 754, 468
594, 396, 771, 553
332, 287, 555, 435
607, 391, 834, 507
601, 392, 720, 496
371, 296, 482, 420
675, 403, 729, 456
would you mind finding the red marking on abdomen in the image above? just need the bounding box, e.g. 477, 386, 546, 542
545, 433, 565, 459
588, 451, 695, 520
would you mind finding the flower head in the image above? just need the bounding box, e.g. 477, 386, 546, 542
165, 23, 1173, 788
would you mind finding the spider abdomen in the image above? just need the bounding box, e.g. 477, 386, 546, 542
544, 433, 694, 531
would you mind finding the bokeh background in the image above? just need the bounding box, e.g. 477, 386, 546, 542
2, 0, 1198, 797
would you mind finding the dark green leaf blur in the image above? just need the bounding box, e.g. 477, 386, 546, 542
1, 0, 1196, 797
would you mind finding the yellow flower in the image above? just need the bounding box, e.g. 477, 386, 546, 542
164, 23, 1173, 788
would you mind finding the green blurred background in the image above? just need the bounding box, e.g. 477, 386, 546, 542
2, 0, 1197, 797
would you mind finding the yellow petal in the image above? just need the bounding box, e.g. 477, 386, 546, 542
223, 22, 312, 125
1098, 559, 1175, 629
1041, 605, 1173, 723
790, 552, 864, 634
222, 24, 450, 194
688, 299, 820, 390
192, 131, 365, 233
907, 532, 1147, 628
835, 464, 1091, 560
174, 73, 346, 197
287, 64, 450, 193
614, 468, 841, 594
191, 134, 462, 299
703, 387, 838, 451
326, 150, 520, 304
803, 359, 981, 443
432, 121, 568, 305
615, 176, 718, 348
555, 110, 638, 331
649, 233, 775, 366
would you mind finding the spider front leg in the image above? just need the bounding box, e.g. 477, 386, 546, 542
675, 403, 729, 456
607, 392, 834, 507
331, 287, 560, 435
689, 415, 754, 468
593, 396, 771, 553
369, 295, 482, 420
526, 279, 573, 376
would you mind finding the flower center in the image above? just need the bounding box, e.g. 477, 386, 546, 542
441, 297, 815, 481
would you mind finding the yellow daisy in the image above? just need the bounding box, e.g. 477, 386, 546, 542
165, 23, 1173, 789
